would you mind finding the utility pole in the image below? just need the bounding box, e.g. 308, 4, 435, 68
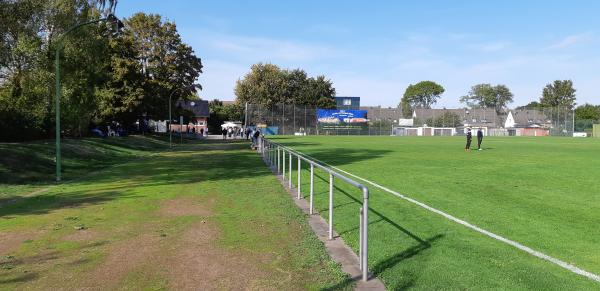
244, 102, 248, 129
54, 14, 123, 182
572, 107, 575, 136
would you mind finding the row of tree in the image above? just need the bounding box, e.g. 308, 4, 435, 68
400, 80, 579, 118
0, 0, 203, 141
231, 64, 597, 131
234, 63, 336, 108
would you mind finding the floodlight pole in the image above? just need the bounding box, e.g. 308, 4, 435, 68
54, 15, 122, 182
244, 102, 248, 129
572, 108, 575, 136
55, 48, 61, 182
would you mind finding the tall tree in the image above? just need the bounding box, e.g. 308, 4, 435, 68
95, 32, 145, 126
0, 2, 204, 140
575, 104, 600, 121
516, 101, 543, 110
207, 99, 243, 133
97, 12, 202, 131
426, 111, 461, 127
235, 63, 336, 108
460, 83, 513, 113
0, 0, 108, 139
540, 80, 576, 110
574, 103, 600, 132
400, 81, 444, 117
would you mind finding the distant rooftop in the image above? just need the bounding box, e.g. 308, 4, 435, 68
175, 100, 209, 117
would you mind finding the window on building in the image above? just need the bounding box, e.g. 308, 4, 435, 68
343, 98, 352, 106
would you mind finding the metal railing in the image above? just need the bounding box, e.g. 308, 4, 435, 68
259, 138, 370, 281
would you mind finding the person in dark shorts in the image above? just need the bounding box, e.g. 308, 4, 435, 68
465, 128, 472, 152
477, 128, 484, 150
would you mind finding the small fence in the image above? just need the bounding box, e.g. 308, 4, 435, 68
259, 138, 371, 282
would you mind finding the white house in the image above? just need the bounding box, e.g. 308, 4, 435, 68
504, 111, 516, 128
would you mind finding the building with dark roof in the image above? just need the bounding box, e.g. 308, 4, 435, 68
505, 110, 552, 128
359, 106, 403, 122
172, 100, 209, 134
412, 108, 501, 128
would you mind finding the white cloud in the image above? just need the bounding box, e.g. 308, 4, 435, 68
186, 29, 600, 107
549, 32, 593, 49
207, 34, 346, 63
473, 41, 512, 52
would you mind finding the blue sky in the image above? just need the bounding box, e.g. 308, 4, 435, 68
116, 1, 600, 107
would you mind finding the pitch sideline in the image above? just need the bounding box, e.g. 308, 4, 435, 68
290, 150, 600, 283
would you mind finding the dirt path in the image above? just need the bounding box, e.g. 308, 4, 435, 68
26, 197, 276, 290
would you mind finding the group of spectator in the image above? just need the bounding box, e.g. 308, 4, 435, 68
221, 127, 244, 139
220, 125, 262, 149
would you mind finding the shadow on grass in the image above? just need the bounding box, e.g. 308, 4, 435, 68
320, 235, 444, 291
0, 135, 247, 185
0, 240, 110, 285
266, 137, 393, 168
313, 173, 428, 244
310, 172, 446, 290
0, 135, 171, 185
0, 273, 38, 284
1, 140, 264, 217
0, 191, 132, 217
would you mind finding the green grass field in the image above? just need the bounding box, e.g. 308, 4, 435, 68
270, 136, 600, 290
0, 137, 349, 290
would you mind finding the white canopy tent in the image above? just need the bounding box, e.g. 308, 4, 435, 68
221, 121, 242, 129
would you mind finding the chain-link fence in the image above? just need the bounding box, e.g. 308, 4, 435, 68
575, 119, 598, 136
245, 103, 318, 135
245, 103, 397, 135
245, 103, 577, 137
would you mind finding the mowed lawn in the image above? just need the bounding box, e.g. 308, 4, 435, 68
270, 136, 600, 290
0, 137, 349, 290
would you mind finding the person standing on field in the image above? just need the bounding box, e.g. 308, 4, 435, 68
465, 128, 472, 152
477, 128, 484, 150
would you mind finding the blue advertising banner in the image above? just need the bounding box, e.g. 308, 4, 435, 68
317, 109, 368, 131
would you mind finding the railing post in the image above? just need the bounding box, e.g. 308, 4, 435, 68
269, 143, 272, 166
264, 141, 268, 162
329, 173, 334, 240
277, 147, 281, 173
309, 163, 314, 214
297, 155, 301, 199
270, 143, 273, 166
288, 152, 292, 188
270, 144, 273, 166
282, 149, 286, 179
362, 187, 369, 281
359, 207, 363, 270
